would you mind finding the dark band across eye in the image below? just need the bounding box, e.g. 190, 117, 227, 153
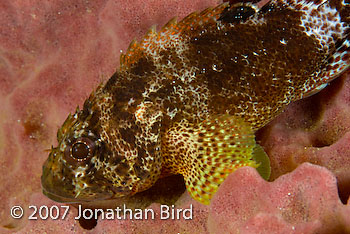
65, 137, 95, 162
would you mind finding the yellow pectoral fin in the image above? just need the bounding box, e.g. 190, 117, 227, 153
162, 115, 271, 205
252, 144, 271, 181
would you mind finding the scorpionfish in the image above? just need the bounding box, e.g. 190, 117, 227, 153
42, 0, 350, 205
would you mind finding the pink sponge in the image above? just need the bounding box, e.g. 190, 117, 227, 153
258, 73, 350, 202
0, 0, 350, 233
209, 163, 350, 233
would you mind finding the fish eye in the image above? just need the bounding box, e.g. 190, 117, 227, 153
66, 137, 95, 162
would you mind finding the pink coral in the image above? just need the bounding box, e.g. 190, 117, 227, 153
0, 0, 349, 233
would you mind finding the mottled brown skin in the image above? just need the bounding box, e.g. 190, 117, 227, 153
42, 0, 349, 203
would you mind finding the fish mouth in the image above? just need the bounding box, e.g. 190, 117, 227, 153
41, 177, 114, 203
41, 158, 114, 203
41, 170, 114, 203
42, 187, 83, 203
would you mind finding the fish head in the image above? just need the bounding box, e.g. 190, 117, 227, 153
41, 105, 116, 203
41, 84, 163, 203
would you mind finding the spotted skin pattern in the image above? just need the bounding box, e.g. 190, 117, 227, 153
161, 116, 260, 204
42, 0, 349, 204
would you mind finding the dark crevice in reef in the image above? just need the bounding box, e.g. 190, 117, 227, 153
79, 216, 98, 230
310, 138, 332, 148
143, 174, 187, 205
135, 174, 186, 206
338, 179, 350, 205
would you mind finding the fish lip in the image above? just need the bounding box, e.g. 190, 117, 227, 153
41, 174, 115, 203
42, 186, 82, 204
41, 181, 115, 203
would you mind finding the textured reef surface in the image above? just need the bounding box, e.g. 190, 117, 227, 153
0, 0, 349, 233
